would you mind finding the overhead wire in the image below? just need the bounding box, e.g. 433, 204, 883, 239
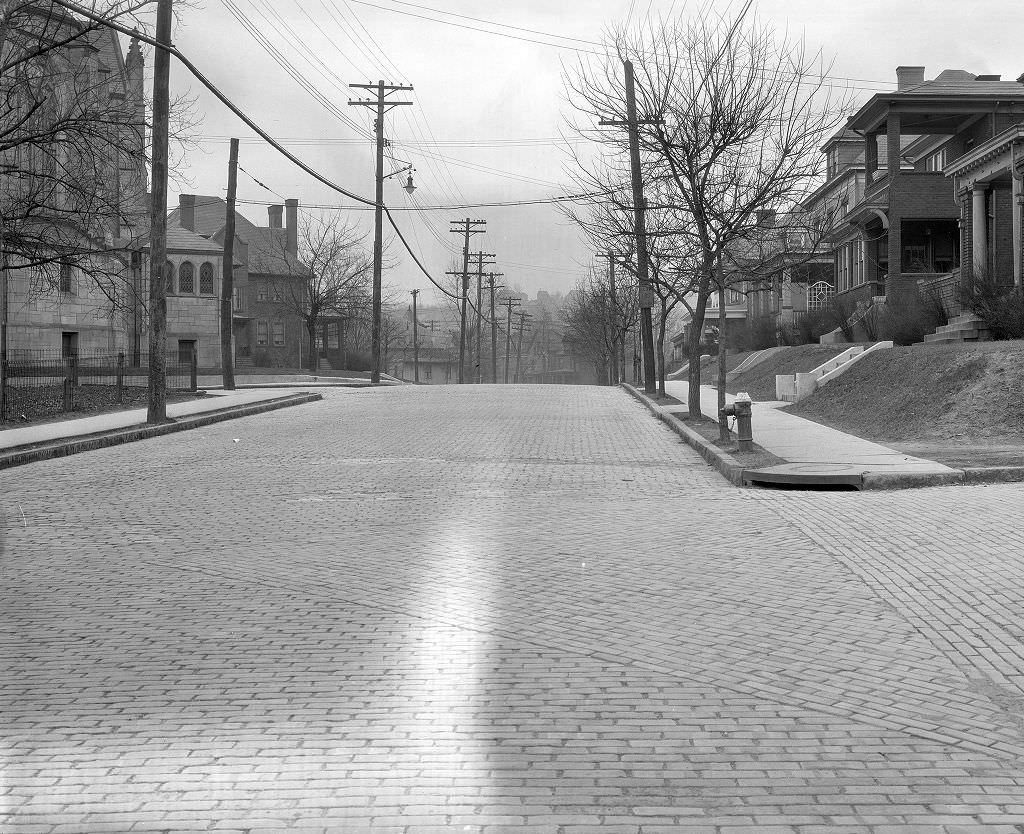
51, 0, 464, 301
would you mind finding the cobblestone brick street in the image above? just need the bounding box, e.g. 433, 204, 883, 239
4, 385, 1024, 833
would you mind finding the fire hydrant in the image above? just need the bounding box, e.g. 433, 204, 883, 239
720, 392, 753, 453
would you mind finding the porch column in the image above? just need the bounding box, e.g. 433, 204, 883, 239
972, 185, 988, 275
864, 133, 878, 186
1013, 166, 1023, 288
886, 114, 901, 179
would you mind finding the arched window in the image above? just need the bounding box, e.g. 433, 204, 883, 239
178, 261, 195, 294
165, 261, 175, 295
199, 262, 215, 295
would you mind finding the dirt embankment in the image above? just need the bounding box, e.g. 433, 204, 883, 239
789, 341, 1024, 466
723, 344, 864, 401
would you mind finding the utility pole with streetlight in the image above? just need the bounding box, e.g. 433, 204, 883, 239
348, 80, 414, 385
599, 59, 661, 396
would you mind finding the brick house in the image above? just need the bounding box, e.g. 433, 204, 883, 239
170, 196, 309, 369
840, 67, 1024, 312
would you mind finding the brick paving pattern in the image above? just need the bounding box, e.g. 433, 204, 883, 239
3, 384, 1024, 833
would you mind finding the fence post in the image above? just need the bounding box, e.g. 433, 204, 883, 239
190, 346, 198, 392
117, 352, 125, 403
63, 358, 74, 412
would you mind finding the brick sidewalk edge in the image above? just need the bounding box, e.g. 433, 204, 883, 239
0, 392, 323, 471
620, 383, 745, 487
622, 383, 1024, 490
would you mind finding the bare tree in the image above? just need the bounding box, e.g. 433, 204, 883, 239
264, 214, 372, 372
1, 0, 196, 299
567, 1, 849, 415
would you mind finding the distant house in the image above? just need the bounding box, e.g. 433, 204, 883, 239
841, 67, 1024, 312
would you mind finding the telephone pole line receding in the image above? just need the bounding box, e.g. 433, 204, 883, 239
349, 80, 414, 384
599, 59, 661, 395
485, 272, 503, 384
469, 251, 496, 384
503, 295, 521, 384
449, 219, 486, 383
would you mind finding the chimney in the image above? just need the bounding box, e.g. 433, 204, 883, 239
285, 198, 298, 256
179, 194, 196, 231
896, 66, 925, 90
1017, 72, 1024, 84
267, 204, 283, 228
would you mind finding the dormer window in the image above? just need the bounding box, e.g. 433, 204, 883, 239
925, 148, 947, 172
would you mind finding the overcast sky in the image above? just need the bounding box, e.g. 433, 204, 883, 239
161, 0, 1024, 307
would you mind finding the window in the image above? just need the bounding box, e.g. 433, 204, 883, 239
199, 262, 215, 294
327, 323, 339, 350
925, 148, 947, 172
178, 261, 195, 294
424, 365, 432, 380
806, 280, 835, 311
256, 285, 268, 302
233, 286, 242, 311
165, 261, 175, 295
59, 262, 75, 295
256, 321, 269, 346
272, 321, 285, 346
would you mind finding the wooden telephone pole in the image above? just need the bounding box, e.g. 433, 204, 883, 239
220, 138, 238, 390
485, 272, 503, 384
503, 295, 521, 384
448, 219, 486, 383
599, 59, 660, 395
349, 80, 414, 384
410, 288, 420, 383
146, 0, 173, 424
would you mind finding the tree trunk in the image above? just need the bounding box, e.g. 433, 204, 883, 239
306, 318, 318, 372
718, 277, 729, 441
657, 297, 667, 398
685, 287, 709, 416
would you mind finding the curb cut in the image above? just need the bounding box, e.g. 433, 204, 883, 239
621, 383, 745, 486
0, 392, 323, 471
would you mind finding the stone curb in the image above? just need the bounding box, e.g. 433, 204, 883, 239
0, 392, 323, 471
622, 384, 1024, 491
621, 383, 745, 486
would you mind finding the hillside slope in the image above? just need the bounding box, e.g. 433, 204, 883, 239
723, 344, 861, 401
789, 342, 1024, 446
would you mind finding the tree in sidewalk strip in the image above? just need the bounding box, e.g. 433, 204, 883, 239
565, 0, 850, 416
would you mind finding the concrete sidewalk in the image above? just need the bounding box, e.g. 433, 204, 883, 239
661, 381, 961, 488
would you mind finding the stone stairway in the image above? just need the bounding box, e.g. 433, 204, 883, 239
923, 313, 990, 343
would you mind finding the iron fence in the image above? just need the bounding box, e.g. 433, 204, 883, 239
1, 351, 195, 422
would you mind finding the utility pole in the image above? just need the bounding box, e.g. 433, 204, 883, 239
503, 295, 521, 384
485, 272, 503, 384
600, 59, 660, 395
410, 288, 420, 383
220, 138, 238, 390
448, 218, 486, 383
513, 310, 532, 384
0, 218, 7, 423
468, 251, 495, 383
349, 80, 414, 384
147, 0, 173, 424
